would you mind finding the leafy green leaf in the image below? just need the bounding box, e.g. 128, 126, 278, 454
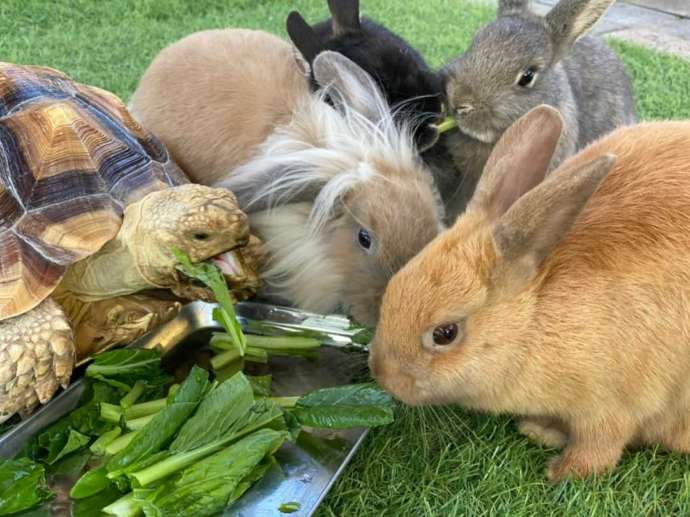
293, 383, 395, 429
247, 375, 272, 397
73, 483, 124, 517
279, 501, 302, 513
87, 349, 171, 389
169, 372, 254, 453
173, 249, 246, 355
0, 458, 54, 515
106, 366, 210, 476
46, 449, 91, 480
136, 429, 287, 517
71, 466, 110, 499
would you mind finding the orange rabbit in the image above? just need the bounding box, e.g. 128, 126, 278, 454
371, 104, 690, 481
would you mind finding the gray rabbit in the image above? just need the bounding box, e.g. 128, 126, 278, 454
437, 0, 635, 219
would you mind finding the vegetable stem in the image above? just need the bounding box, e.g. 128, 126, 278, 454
120, 380, 146, 409
90, 427, 123, 456
124, 398, 167, 420
102, 492, 142, 517
433, 115, 458, 134
100, 403, 122, 424
210, 347, 242, 370
126, 414, 156, 431
105, 431, 139, 457
245, 346, 268, 364
270, 396, 299, 408
245, 335, 321, 350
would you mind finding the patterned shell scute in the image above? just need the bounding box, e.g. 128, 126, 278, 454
0, 62, 189, 320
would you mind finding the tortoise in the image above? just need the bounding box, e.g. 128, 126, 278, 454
0, 62, 261, 421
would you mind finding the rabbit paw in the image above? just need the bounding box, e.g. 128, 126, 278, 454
545, 446, 620, 482
518, 418, 567, 449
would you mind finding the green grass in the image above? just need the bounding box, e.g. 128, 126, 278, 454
2, 1, 690, 515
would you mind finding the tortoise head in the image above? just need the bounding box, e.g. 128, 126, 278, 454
125, 184, 255, 290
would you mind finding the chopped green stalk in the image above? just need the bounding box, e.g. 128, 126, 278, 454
433, 115, 458, 134
209, 332, 236, 351
245, 335, 321, 350
120, 381, 146, 409
210, 347, 242, 371
245, 346, 268, 364
123, 398, 166, 420
105, 431, 139, 457
100, 403, 122, 424
102, 492, 141, 517
271, 396, 299, 408
126, 414, 156, 431
91, 427, 123, 455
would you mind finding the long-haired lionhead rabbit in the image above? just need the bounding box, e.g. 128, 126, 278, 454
371, 104, 690, 481
440, 0, 635, 218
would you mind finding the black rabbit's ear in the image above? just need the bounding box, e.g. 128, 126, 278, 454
287, 11, 323, 64
328, 0, 361, 35
498, 0, 529, 16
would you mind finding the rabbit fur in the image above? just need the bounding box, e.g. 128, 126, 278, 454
287, 0, 444, 152
371, 104, 690, 481
129, 29, 310, 185
213, 50, 445, 326
439, 0, 635, 220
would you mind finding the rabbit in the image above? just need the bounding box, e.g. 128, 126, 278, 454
370, 103, 690, 481
439, 0, 636, 220
217, 50, 445, 327
129, 29, 310, 185
286, 0, 445, 152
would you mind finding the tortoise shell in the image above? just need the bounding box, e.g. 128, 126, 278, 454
0, 63, 189, 320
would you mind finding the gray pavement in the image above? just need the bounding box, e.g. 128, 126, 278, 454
490, 0, 690, 59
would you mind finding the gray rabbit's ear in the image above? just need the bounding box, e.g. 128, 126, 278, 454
328, 0, 361, 35
498, 0, 530, 16
287, 11, 323, 65
545, 0, 615, 62
312, 51, 386, 123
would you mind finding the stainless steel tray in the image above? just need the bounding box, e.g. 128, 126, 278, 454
0, 301, 370, 517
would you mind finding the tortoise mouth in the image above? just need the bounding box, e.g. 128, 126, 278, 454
212, 251, 243, 277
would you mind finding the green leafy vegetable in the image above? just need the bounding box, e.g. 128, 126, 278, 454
173, 249, 246, 355
170, 372, 254, 452
135, 429, 286, 517
293, 383, 395, 429
103, 492, 141, 517
87, 349, 170, 390
47, 448, 91, 480
71, 465, 110, 499
120, 381, 146, 409
36, 421, 90, 465
73, 483, 124, 517
0, 458, 54, 515
279, 501, 302, 513
247, 375, 272, 397
106, 366, 210, 476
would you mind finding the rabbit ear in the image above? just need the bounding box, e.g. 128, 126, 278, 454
328, 0, 361, 35
312, 50, 387, 123
545, 0, 614, 62
491, 153, 615, 282
498, 0, 530, 16
469, 105, 564, 221
287, 11, 323, 65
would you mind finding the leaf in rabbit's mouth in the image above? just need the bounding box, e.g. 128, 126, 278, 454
433, 116, 458, 134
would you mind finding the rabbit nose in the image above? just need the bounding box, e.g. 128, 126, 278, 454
456, 104, 474, 114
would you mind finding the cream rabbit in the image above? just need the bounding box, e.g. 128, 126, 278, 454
371, 104, 690, 480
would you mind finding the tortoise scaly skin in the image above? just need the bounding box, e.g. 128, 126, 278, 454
0, 63, 260, 421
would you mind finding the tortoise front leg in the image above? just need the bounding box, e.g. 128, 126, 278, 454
0, 299, 74, 422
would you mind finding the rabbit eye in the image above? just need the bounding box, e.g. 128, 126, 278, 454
357, 228, 373, 250
517, 66, 538, 88
422, 322, 463, 351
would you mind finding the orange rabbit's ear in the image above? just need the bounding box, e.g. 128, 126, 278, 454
468, 105, 564, 221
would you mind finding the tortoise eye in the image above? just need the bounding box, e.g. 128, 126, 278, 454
193, 232, 210, 241
422, 322, 464, 351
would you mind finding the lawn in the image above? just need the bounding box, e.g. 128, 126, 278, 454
2, 0, 690, 515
